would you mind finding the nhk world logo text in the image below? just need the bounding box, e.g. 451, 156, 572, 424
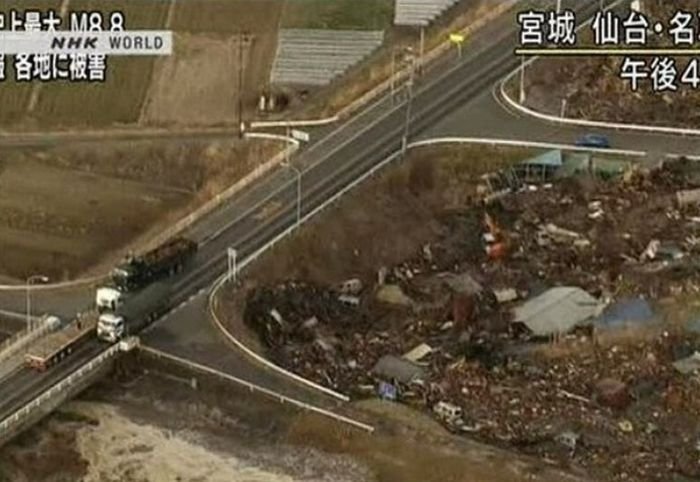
0, 31, 172, 56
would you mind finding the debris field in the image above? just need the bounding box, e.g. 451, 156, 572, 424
243, 155, 700, 481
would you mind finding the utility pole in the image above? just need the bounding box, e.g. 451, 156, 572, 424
237, 31, 248, 138
401, 55, 416, 155
418, 26, 425, 75
26, 274, 48, 330
390, 48, 396, 103
227, 248, 237, 283
288, 164, 302, 228
519, 55, 526, 104
285, 123, 291, 164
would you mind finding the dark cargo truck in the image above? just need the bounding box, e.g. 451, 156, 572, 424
96, 282, 171, 343
111, 236, 197, 292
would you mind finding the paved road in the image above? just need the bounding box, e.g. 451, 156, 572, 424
0, 338, 104, 421
5, 0, 700, 427
426, 88, 700, 156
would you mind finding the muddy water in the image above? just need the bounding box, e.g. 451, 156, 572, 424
72, 402, 367, 482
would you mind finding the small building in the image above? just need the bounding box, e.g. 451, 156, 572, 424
516, 150, 563, 183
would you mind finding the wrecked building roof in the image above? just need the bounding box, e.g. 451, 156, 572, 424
673, 352, 700, 374
512, 287, 606, 336
372, 355, 425, 384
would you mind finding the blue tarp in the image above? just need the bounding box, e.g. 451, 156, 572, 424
378, 381, 398, 401
595, 298, 655, 329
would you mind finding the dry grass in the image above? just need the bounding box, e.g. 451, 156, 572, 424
0, 0, 61, 125
281, 0, 393, 30
0, 137, 280, 280
32, 0, 169, 128
171, 0, 282, 34
286, 404, 586, 482
242, 144, 531, 287
1, 0, 286, 129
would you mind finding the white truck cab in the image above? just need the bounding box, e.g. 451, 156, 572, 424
96, 312, 125, 343
96, 286, 124, 312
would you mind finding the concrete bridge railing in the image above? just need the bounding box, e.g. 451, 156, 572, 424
0, 337, 139, 445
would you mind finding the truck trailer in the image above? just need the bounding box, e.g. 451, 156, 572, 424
110, 236, 197, 292
25, 312, 98, 371
96, 282, 171, 343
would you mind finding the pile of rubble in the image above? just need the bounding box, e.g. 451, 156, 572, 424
524, 0, 700, 128
243, 157, 700, 481
492, 158, 700, 301
437, 333, 700, 481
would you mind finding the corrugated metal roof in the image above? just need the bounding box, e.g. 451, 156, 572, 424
521, 149, 563, 168
394, 0, 460, 26
512, 287, 606, 336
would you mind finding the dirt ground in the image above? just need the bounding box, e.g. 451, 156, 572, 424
0, 0, 282, 130
517, 0, 700, 127
141, 34, 247, 126
0, 355, 589, 482
0, 137, 278, 282
281, 0, 394, 30
142, 0, 283, 127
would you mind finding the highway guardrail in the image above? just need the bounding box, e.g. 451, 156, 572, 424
0, 317, 59, 365
0, 338, 135, 437
140, 346, 374, 433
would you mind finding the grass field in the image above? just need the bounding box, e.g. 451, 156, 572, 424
171, 0, 282, 34
281, 0, 394, 30
0, 136, 278, 281
0, 0, 287, 129
33, 0, 170, 128
0, 1, 62, 125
